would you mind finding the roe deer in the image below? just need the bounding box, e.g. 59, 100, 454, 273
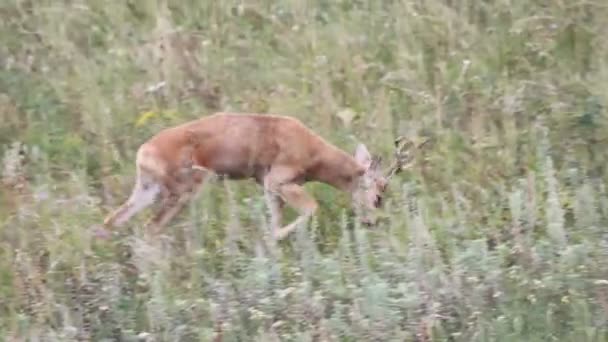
102, 112, 420, 240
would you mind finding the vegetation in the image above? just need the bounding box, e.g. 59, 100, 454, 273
2, 0, 608, 340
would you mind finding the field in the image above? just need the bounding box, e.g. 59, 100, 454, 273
2, 1, 608, 341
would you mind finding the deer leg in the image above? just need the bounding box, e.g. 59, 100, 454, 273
103, 174, 162, 228
144, 186, 178, 230
264, 189, 285, 233
263, 166, 302, 239
142, 171, 184, 227
274, 183, 318, 240
145, 169, 209, 235
146, 191, 192, 235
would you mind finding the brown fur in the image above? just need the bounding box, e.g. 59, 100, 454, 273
103, 112, 391, 240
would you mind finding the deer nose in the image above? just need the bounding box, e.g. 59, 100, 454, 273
373, 195, 383, 208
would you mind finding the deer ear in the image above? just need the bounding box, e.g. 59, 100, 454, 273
354, 143, 372, 169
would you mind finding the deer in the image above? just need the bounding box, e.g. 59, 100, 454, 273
102, 112, 423, 240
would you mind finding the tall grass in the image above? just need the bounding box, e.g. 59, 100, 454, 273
2, 0, 608, 340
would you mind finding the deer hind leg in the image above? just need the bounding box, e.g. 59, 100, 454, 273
103, 172, 162, 228
273, 183, 318, 240
145, 168, 210, 235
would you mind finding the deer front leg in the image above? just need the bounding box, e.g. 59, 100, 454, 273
264, 189, 286, 234
274, 183, 318, 240
263, 166, 319, 240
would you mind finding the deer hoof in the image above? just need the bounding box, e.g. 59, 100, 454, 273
360, 216, 378, 227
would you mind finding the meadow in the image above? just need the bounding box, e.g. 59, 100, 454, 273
1, 0, 608, 341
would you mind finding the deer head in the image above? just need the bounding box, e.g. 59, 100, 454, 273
351, 143, 387, 216
351, 136, 430, 225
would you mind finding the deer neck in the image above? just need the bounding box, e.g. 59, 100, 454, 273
309, 145, 360, 192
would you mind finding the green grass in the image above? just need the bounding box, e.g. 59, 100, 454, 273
2, 0, 608, 340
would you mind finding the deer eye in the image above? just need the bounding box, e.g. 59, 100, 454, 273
378, 180, 388, 191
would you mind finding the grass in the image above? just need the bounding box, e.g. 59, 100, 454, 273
2, 0, 608, 341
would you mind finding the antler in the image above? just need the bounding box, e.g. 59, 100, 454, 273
385, 136, 430, 179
